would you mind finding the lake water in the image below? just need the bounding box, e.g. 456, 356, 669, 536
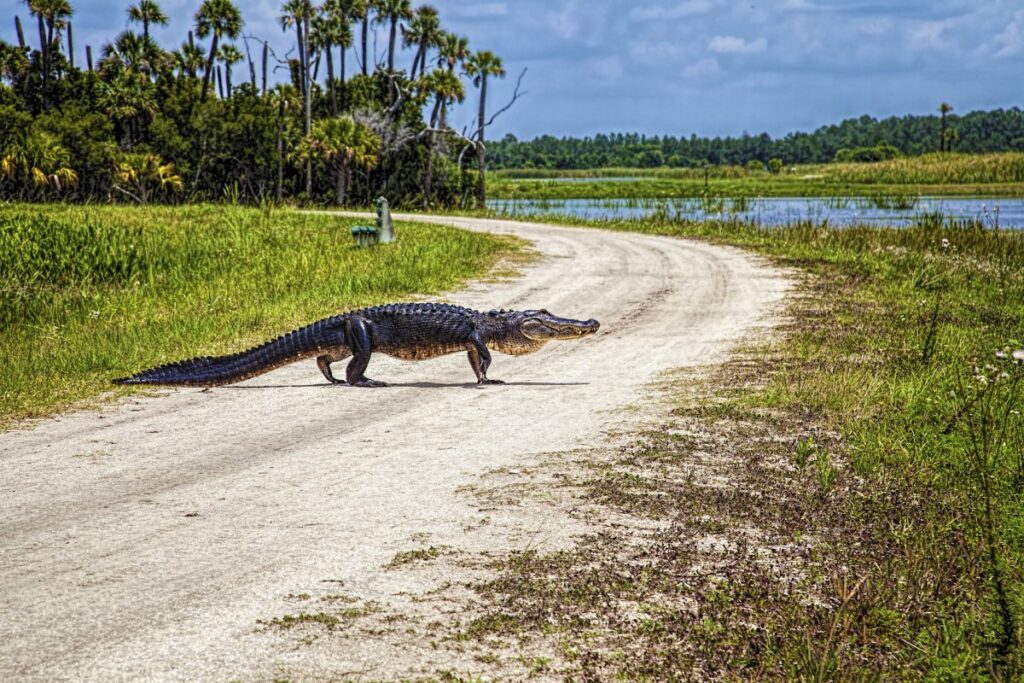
488, 196, 1024, 229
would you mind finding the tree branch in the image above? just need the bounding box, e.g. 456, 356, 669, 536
484, 67, 527, 129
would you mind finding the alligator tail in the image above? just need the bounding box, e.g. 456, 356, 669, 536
113, 315, 346, 386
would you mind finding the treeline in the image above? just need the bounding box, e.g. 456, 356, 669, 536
490, 108, 1024, 170
0, 0, 511, 206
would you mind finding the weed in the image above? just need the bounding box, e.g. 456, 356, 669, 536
793, 435, 817, 468
385, 546, 451, 570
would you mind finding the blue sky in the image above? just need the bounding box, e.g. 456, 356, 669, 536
5, 0, 1023, 139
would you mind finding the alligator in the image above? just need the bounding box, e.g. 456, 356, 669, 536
113, 303, 601, 388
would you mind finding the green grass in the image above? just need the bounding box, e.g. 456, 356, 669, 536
489, 152, 1024, 199
464, 213, 1024, 678
0, 203, 521, 426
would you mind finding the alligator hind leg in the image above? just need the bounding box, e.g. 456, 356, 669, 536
317, 349, 351, 384
344, 317, 388, 388
467, 331, 504, 385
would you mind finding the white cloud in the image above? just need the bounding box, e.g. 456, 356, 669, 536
708, 35, 768, 54
629, 41, 687, 66
629, 0, 715, 22
991, 10, 1024, 58
909, 20, 946, 49
546, 1, 581, 40
445, 3, 509, 19
682, 57, 719, 79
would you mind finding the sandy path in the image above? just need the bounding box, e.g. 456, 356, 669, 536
0, 215, 787, 681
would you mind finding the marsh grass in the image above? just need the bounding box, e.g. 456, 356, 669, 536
0, 204, 520, 425
463, 213, 1024, 678
489, 153, 1024, 200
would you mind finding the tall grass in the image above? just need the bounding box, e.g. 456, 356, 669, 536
822, 152, 1024, 185
489, 153, 1024, 200
0, 204, 520, 424
543, 211, 1024, 676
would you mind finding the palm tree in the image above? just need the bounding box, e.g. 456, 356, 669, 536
217, 43, 242, 97
97, 70, 157, 148
944, 127, 960, 152
279, 0, 313, 94
172, 41, 206, 79
1, 128, 78, 198
113, 152, 183, 203
0, 40, 30, 84
422, 67, 463, 204
311, 9, 350, 113
402, 5, 440, 79
436, 32, 468, 73
372, 0, 412, 73
280, 0, 314, 194
322, 0, 357, 86
127, 0, 168, 43
294, 115, 380, 205
194, 0, 243, 101
939, 102, 953, 152
355, 0, 369, 75
24, 0, 73, 107
464, 50, 504, 206
100, 31, 159, 77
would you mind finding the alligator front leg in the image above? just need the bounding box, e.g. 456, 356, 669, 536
317, 350, 351, 384
467, 331, 504, 385
344, 317, 388, 387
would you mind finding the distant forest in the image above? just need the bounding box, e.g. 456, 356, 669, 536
489, 108, 1024, 170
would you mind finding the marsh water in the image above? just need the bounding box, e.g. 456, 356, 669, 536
488, 196, 1024, 228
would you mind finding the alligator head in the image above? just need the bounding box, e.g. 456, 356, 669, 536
489, 309, 600, 355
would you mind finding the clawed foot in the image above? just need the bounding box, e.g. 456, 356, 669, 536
325, 377, 347, 385
351, 378, 389, 388
479, 378, 505, 385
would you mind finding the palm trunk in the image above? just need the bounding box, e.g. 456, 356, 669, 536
245, 40, 256, 88
411, 45, 421, 76
476, 75, 487, 206
339, 44, 345, 83
312, 49, 321, 82
201, 33, 218, 101
67, 21, 74, 69
294, 24, 305, 97
226, 64, 232, 98
37, 15, 48, 108
262, 43, 268, 94
387, 18, 397, 72
85, 44, 92, 71
217, 65, 224, 99
940, 112, 947, 152
361, 13, 368, 75
326, 47, 336, 114
303, 12, 312, 198
277, 98, 285, 203
14, 16, 26, 50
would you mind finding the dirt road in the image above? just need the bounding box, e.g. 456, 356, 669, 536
0, 215, 787, 681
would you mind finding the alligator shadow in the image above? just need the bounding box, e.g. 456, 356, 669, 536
222, 380, 589, 390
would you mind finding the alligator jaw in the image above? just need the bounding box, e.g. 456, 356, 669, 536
519, 312, 601, 341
